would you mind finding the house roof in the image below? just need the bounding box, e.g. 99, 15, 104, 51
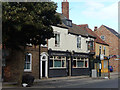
81, 25, 109, 46
102, 25, 120, 39
56, 13, 95, 37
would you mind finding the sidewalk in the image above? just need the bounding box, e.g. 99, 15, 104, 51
35, 75, 90, 83
2, 72, 119, 88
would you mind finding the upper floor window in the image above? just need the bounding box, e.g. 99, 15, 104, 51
101, 35, 105, 41
55, 33, 60, 47
87, 41, 94, 50
104, 46, 106, 55
77, 36, 81, 49
99, 46, 102, 55
24, 53, 32, 72
63, 19, 72, 27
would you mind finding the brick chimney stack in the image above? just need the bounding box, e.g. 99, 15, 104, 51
62, 0, 69, 19
94, 26, 98, 31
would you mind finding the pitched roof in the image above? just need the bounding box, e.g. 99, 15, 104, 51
56, 13, 90, 37
82, 25, 109, 46
102, 25, 120, 39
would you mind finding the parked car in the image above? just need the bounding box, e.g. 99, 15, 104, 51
109, 66, 113, 72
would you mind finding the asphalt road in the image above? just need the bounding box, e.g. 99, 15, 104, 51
31, 77, 119, 88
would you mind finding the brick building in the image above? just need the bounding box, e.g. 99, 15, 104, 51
3, 45, 48, 82
94, 25, 120, 72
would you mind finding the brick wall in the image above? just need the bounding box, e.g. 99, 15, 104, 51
4, 45, 48, 82
94, 25, 119, 72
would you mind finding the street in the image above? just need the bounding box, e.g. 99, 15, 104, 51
2, 72, 119, 89
32, 77, 118, 88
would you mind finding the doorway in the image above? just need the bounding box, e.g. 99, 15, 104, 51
40, 52, 48, 79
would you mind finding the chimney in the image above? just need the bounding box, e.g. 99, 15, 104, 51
62, 0, 69, 19
94, 26, 97, 31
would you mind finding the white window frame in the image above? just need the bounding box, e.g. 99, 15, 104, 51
24, 53, 32, 72
50, 56, 66, 69
73, 57, 89, 68
101, 35, 105, 41
77, 36, 81, 49
54, 32, 60, 47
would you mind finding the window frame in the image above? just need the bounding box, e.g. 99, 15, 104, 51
24, 53, 32, 72
99, 46, 102, 55
73, 57, 89, 68
104, 46, 106, 55
101, 35, 105, 41
50, 56, 66, 69
77, 36, 81, 49
54, 33, 60, 47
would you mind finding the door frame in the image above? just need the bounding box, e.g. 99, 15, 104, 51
40, 52, 48, 78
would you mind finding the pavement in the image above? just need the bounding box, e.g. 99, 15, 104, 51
2, 72, 119, 88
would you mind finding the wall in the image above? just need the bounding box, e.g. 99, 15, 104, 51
48, 26, 92, 53
95, 43, 109, 56
94, 25, 119, 72
3, 46, 48, 82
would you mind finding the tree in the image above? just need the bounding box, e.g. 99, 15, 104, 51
2, 2, 61, 85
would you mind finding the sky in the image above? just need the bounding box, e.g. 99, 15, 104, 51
52, 0, 119, 32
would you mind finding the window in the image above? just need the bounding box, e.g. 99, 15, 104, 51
104, 47, 106, 55
101, 35, 105, 41
55, 33, 60, 47
24, 53, 32, 72
65, 19, 72, 27
90, 41, 94, 50
73, 57, 88, 68
99, 46, 101, 55
87, 41, 94, 50
77, 36, 81, 49
50, 56, 66, 68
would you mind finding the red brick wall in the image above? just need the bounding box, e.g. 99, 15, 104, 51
4, 46, 48, 82
94, 25, 119, 72
62, 1, 69, 19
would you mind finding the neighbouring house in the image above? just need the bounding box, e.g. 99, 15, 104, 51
3, 45, 48, 82
79, 24, 109, 77
94, 25, 120, 72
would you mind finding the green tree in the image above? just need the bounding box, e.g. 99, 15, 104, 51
2, 2, 61, 85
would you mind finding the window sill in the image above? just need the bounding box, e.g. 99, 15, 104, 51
50, 67, 66, 69
24, 70, 32, 72
73, 67, 89, 69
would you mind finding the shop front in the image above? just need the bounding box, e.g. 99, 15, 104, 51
48, 50, 90, 78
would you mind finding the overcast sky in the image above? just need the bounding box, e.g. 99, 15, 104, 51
52, 0, 119, 32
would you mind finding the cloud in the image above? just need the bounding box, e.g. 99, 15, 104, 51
82, 1, 118, 22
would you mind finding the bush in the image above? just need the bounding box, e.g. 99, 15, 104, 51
22, 74, 35, 87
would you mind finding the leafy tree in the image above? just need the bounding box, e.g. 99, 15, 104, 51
2, 2, 61, 49
2, 2, 61, 85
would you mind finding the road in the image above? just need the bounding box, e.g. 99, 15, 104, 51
32, 77, 118, 88
2, 72, 119, 89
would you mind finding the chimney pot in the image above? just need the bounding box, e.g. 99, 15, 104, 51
94, 26, 97, 31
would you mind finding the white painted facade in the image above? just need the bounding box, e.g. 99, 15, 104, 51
48, 26, 94, 53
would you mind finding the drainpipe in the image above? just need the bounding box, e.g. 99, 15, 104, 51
39, 44, 41, 79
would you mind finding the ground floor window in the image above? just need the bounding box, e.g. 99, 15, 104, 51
73, 57, 89, 68
24, 53, 32, 72
50, 56, 66, 68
